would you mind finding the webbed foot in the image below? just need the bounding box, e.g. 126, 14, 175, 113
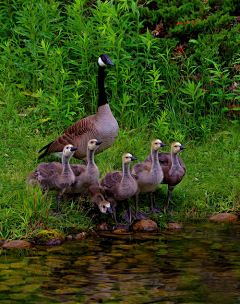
135, 210, 148, 220
147, 206, 162, 215
115, 223, 130, 230
122, 206, 135, 223
163, 207, 177, 215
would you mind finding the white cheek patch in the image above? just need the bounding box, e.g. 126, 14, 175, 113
98, 57, 106, 67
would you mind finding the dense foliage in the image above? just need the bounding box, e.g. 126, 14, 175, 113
0, 0, 239, 139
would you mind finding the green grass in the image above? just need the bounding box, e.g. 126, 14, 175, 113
0, 0, 240, 240
0, 113, 239, 240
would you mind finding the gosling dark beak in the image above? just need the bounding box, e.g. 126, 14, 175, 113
96, 141, 102, 146
107, 206, 113, 214
70, 146, 78, 152
180, 145, 186, 150
131, 157, 137, 161
160, 143, 167, 147
106, 58, 115, 66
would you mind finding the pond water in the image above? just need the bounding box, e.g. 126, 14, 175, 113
1, 223, 240, 303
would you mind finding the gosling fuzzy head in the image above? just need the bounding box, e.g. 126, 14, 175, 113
98, 200, 113, 214
87, 139, 102, 151
171, 142, 186, 154
63, 144, 77, 158
151, 139, 167, 151
122, 153, 137, 164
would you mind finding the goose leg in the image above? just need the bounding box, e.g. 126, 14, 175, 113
50, 189, 66, 216
147, 192, 162, 214
110, 200, 129, 230
135, 194, 148, 220
122, 204, 135, 224
56, 195, 61, 213
165, 185, 175, 213
111, 201, 122, 228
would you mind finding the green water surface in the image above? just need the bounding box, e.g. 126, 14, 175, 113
1, 223, 240, 303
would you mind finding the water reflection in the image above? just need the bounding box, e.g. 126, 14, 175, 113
1, 223, 240, 303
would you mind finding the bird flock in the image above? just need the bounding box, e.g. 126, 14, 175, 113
28, 54, 186, 228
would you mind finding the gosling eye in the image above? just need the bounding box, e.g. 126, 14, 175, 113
103, 205, 106, 209
90, 141, 93, 144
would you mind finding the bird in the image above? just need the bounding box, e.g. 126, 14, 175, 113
28, 144, 77, 213
145, 142, 186, 213
64, 139, 102, 196
89, 183, 113, 215
38, 54, 119, 160
100, 153, 138, 228
131, 139, 166, 218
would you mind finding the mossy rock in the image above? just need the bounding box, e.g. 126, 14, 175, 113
64, 226, 88, 235
34, 229, 66, 245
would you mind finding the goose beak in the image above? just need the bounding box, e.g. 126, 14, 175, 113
106, 58, 115, 66
107, 206, 113, 214
160, 143, 167, 147
131, 156, 137, 161
70, 146, 78, 152
95, 141, 102, 146
180, 145, 186, 150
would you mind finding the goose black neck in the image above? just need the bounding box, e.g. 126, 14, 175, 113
98, 66, 108, 107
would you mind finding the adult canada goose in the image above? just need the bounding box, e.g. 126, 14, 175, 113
38, 54, 119, 160
100, 153, 138, 228
145, 142, 186, 213
131, 139, 166, 218
64, 139, 102, 196
28, 144, 77, 213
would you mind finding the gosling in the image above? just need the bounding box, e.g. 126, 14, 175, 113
145, 142, 186, 213
89, 182, 113, 214
100, 153, 138, 228
64, 139, 102, 196
131, 139, 166, 217
28, 144, 77, 213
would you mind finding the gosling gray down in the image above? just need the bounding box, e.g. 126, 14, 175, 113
89, 183, 113, 214
100, 153, 138, 228
145, 142, 186, 213
38, 54, 118, 160
28, 144, 77, 213
64, 139, 102, 196
131, 139, 166, 218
